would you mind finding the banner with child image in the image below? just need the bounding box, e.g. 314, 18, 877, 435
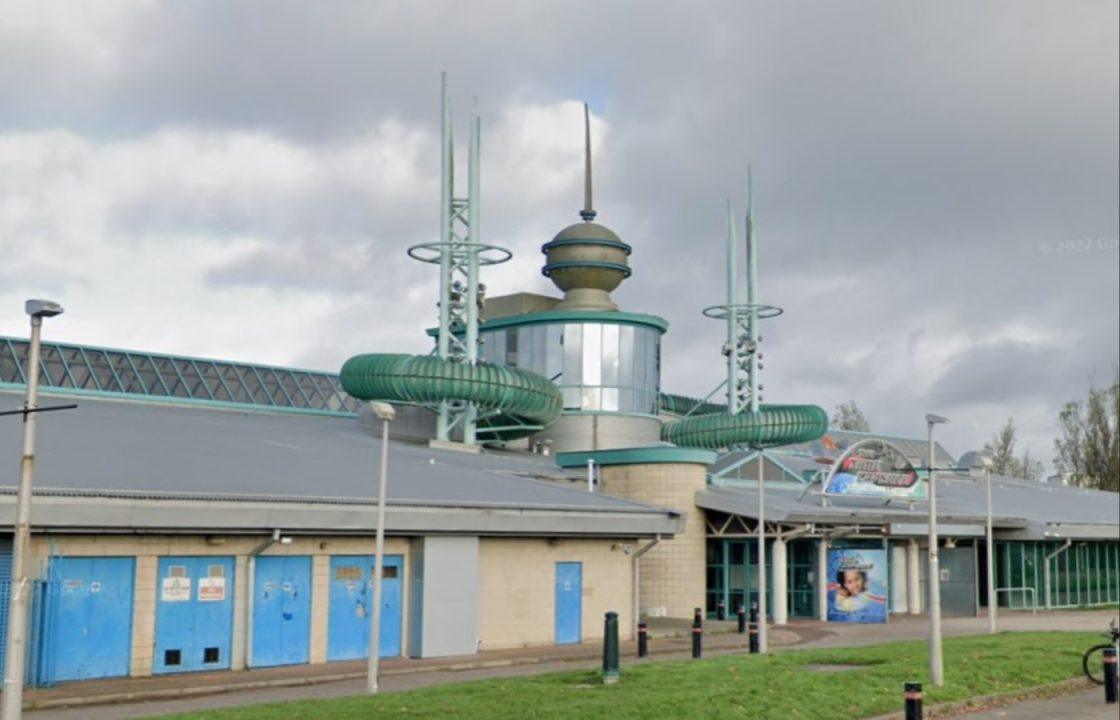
827, 549, 887, 623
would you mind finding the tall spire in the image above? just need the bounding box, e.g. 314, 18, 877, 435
580, 103, 596, 222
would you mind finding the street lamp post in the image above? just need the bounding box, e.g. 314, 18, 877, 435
980, 456, 996, 634
3, 299, 64, 720
925, 413, 948, 687
366, 401, 396, 694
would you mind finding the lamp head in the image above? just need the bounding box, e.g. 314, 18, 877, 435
368, 401, 396, 422
25, 299, 64, 318
925, 413, 949, 426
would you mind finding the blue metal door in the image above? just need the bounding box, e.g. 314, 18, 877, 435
555, 562, 582, 644
326, 555, 402, 661
251, 556, 312, 667
153, 556, 234, 674
50, 557, 134, 682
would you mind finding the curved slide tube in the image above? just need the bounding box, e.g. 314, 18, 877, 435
340, 354, 563, 440
661, 404, 829, 450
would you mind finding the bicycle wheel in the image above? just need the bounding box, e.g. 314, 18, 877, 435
1083, 644, 1112, 685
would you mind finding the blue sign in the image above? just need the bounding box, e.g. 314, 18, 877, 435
827, 549, 887, 623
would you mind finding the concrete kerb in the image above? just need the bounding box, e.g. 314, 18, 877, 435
25, 633, 764, 712
866, 677, 1093, 720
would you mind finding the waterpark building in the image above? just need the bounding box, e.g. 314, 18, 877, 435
2, 81, 1118, 688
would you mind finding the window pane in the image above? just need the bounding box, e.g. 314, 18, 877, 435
618, 325, 634, 390
601, 324, 619, 386
546, 325, 563, 381
582, 323, 601, 386
505, 328, 519, 366
582, 387, 600, 410
532, 326, 547, 375
602, 387, 619, 411
563, 324, 582, 386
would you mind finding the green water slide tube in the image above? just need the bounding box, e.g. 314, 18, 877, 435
340, 353, 563, 439
661, 404, 829, 450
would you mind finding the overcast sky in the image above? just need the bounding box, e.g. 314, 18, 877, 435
2, 1, 1117, 466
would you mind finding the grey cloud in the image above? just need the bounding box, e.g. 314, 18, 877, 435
2, 0, 1116, 467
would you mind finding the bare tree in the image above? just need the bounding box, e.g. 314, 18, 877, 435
831, 399, 870, 432
983, 418, 1044, 481
1054, 370, 1119, 492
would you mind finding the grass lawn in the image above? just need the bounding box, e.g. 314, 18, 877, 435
147, 632, 1097, 720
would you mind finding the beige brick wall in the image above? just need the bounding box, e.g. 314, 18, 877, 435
29, 534, 411, 677
477, 538, 635, 649
599, 462, 707, 620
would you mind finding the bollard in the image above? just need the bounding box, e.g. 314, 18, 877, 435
717, 599, 726, 621
692, 607, 703, 659
694, 606, 703, 625
748, 601, 759, 654
737, 605, 746, 634
904, 682, 922, 720
1105, 647, 1118, 704
637, 621, 648, 658
602, 612, 620, 685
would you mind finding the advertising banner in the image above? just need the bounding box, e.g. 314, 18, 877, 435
827, 548, 887, 623
823, 438, 926, 501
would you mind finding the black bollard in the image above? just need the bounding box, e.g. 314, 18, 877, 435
637, 621, 648, 658
717, 599, 726, 621
1105, 647, 1118, 704
602, 612, 620, 685
737, 605, 746, 634
904, 682, 922, 720
748, 601, 759, 653
694, 606, 703, 625
692, 607, 703, 659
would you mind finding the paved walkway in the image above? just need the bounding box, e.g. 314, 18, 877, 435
956, 689, 1116, 719
22, 608, 1117, 720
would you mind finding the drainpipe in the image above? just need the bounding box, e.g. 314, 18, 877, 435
631, 535, 661, 630
1042, 539, 1072, 610
245, 529, 282, 668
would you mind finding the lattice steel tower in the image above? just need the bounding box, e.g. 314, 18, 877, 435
407, 73, 511, 444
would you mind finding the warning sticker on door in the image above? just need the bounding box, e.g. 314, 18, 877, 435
162, 577, 191, 602
198, 577, 226, 602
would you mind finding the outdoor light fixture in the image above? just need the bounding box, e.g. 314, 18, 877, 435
367, 400, 395, 694
370, 401, 396, 422
925, 412, 949, 687
976, 455, 997, 634
3, 298, 65, 720
25, 299, 64, 318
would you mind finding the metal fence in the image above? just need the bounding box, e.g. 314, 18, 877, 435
0, 580, 61, 688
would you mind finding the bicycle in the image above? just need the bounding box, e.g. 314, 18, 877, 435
1082, 618, 1120, 685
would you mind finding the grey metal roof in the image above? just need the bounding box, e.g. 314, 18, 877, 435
697, 473, 1120, 540
767, 430, 958, 469
0, 390, 680, 536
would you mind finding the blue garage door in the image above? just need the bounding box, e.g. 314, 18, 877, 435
154, 556, 234, 674
555, 562, 582, 644
251, 556, 312, 668
327, 555, 402, 661
51, 557, 134, 682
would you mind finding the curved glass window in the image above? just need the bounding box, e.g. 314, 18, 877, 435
480, 322, 660, 414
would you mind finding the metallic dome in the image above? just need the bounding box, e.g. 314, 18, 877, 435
541, 221, 631, 310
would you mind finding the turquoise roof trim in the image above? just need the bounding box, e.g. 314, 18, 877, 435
478, 310, 669, 334
556, 446, 717, 468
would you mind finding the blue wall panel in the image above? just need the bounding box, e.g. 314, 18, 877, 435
153, 556, 234, 674
251, 556, 312, 668
326, 555, 402, 661
554, 562, 582, 644
50, 557, 134, 682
